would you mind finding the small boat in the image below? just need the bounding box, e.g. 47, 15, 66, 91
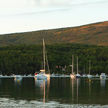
87, 74, 93, 79
82, 74, 87, 78
35, 70, 47, 80
100, 73, 106, 80
76, 73, 81, 78
95, 74, 99, 78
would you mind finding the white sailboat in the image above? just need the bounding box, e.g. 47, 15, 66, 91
87, 60, 93, 79
100, 73, 106, 80
95, 74, 99, 78
76, 56, 81, 78
70, 55, 76, 79
34, 38, 50, 80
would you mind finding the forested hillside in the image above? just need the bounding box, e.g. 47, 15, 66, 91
0, 21, 108, 46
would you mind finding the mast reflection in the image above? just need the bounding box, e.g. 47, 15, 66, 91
70, 78, 75, 103
70, 78, 80, 104
34, 77, 50, 103
76, 79, 80, 104
100, 79, 106, 88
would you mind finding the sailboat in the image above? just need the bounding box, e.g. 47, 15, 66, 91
95, 74, 99, 78
70, 55, 76, 79
76, 56, 81, 78
87, 60, 93, 79
34, 38, 50, 80
100, 73, 106, 80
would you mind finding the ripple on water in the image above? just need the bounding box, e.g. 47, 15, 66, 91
0, 98, 108, 108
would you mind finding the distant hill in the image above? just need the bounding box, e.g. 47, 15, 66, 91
0, 21, 108, 46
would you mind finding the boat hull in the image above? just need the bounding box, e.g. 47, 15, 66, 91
76, 76, 81, 78
35, 74, 47, 80
100, 75, 106, 80
100, 73, 106, 80
82, 74, 87, 78
87, 75, 93, 79
76, 74, 81, 78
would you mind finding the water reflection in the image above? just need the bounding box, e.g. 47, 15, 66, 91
100, 79, 106, 88
34, 78, 50, 103
76, 79, 80, 104
34, 78, 47, 88
70, 78, 80, 104
14, 77, 22, 86
0, 78, 107, 105
71, 79, 74, 102
88, 79, 92, 96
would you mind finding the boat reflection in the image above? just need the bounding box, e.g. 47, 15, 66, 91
34, 78, 47, 88
34, 77, 50, 103
70, 78, 80, 104
76, 79, 80, 104
100, 79, 106, 88
71, 79, 75, 103
14, 76, 23, 85
88, 79, 92, 97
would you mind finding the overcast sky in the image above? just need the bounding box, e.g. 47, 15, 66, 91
0, 0, 108, 34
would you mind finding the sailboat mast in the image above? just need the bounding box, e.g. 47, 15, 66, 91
43, 38, 46, 72
77, 56, 78, 74
89, 60, 91, 75
72, 55, 74, 74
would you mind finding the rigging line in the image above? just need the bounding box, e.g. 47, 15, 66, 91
46, 49, 50, 74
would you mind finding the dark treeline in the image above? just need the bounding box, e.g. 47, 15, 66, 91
0, 43, 108, 75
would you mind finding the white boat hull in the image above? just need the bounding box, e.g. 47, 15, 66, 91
82, 74, 87, 78
35, 74, 47, 80
76, 74, 81, 78
100, 75, 106, 80
100, 73, 106, 80
87, 74, 93, 79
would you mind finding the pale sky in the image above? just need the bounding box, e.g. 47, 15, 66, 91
0, 0, 108, 34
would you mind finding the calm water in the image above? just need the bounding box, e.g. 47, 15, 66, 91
0, 77, 108, 107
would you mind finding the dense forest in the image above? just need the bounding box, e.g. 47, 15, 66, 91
0, 43, 108, 75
